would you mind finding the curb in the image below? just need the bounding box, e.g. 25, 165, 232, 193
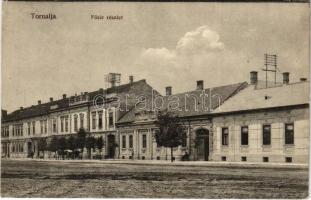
2, 158, 308, 169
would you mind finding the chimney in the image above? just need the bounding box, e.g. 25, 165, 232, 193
63, 94, 67, 99
300, 78, 307, 82
196, 80, 204, 90
129, 75, 134, 84
166, 86, 172, 96
250, 71, 258, 85
20, 107, 23, 110
38, 100, 41, 105
50, 97, 53, 102
282, 72, 289, 84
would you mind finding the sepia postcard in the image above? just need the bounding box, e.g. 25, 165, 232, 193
1, 1, 310, 198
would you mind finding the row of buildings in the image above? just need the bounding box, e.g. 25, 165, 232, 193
1, 71, 309, 163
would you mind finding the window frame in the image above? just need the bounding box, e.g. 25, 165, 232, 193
222, 127, 229, 146
262, 124, 271, 145
241, 126, 249, 146
129, 135, 133, 149
142, 134, 147, 149
108, 112, 114, 127
91, 112, 96, 130
74, 115, 78, 132
285, 123, 294, 145
98, 111, 103, 129
122, 135, 126, 149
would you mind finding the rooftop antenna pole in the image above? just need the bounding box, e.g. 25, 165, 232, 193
262, 54, 278, 88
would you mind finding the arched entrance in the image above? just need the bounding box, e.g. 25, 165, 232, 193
196, 129, 209, 161
107, 135, 115, 159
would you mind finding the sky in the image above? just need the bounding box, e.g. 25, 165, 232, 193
2, 2, 309, 112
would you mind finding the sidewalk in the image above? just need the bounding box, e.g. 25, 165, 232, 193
3, 158, 308, 169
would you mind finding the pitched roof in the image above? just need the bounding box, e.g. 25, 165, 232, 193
117, 82, 248, 124
212, 81, 309, 114
2, 99, 69, 122
2, 79, 151, 123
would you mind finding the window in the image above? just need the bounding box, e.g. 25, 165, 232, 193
74, 115, 78, 131
241, 156, 247, 161
109, 112, 114, 127
44, 120, 47, 133
92, 112, 96, 129
221, 156, 226, 161
142, 134, 147, 148
40, 121, 44, 134
122, 135, 126, 148
285, 123, 294, 145
285, 157, 292, 163
98, 111, 103, 129
129, 135, 133, 148
65, 117, 68, 132
60, 117, 64, 132
32, 122, 35, 134
263, 157, 269, 162
263, 125, 271, 145
80, 114, 84, 129
28, 123, 31, 135
241, 126, 249, 145
222, 127, 229, 145
52, 119, 57, 133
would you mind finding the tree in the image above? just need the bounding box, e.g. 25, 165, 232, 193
48, 136, 59, 153
58, 137, 67, 159
76, 128, 87, 151
85, 136, 96, 159
96, 136, 104, 152
37, 138, 47, 158
66, 135, 76, 159
155, 111, 186, 162
66, 135, 76, 151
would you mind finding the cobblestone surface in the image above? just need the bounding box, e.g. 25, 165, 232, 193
1, 159, 308, 198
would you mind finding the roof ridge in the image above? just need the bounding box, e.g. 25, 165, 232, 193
164, 82, 247, 97
6, 79, 147, 116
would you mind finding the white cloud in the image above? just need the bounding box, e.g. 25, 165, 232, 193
141, 48, 176, 60
136, 26, 248, 94
176, 26, 224, 55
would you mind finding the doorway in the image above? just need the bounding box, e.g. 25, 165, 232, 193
107, 135, 115, 159
27, 142, 32, 158
196, 129, 209, 161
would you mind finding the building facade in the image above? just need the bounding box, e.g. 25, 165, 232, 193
1, 72, 309, 163
1, 77, 156, 159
